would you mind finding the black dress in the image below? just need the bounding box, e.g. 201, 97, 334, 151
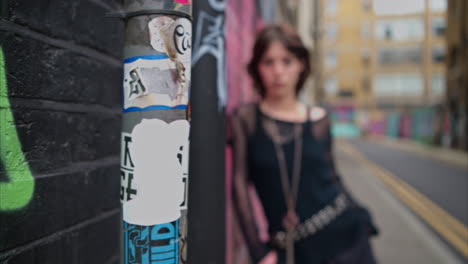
231, 104, 377, 264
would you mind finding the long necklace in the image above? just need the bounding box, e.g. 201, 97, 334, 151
270, 121, 303, 264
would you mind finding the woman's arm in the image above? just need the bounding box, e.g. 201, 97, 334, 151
230, 108, 271, 263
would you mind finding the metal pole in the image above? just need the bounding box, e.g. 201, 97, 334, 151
313, 0, 323, 104
187, 0, 226, 263
117, 1, 192, 263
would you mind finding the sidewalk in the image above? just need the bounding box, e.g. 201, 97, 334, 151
367, 136, 468, 170
335, 142, 464, 264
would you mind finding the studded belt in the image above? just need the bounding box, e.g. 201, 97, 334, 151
270, 193, 349, 249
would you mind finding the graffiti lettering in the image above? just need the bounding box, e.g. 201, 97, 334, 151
126, 69, 148, 100
0, 47, 35, 211
124, 221, 180, 264
120, 132, 189, 209
208, 0, 225, 11
192, 3, 226, 109
121, 133, 138, 202
174, 24, 191, 56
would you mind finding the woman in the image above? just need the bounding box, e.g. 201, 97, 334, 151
231, 25, 377, 264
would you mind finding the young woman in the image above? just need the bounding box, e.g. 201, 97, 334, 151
231, 25, 378, 264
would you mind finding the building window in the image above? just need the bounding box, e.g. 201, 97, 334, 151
431, 74, 446, 98
430, 0, 447, 12
326, 50, 338, 69
361, 48, 371, 66
362, 0, 372, 11
326, 23, 339, 41
432, 46, 446, 63
325, 77, 338, 97
361, 23, 371, 40
374, 0, 425, 15
338, 89, 354, 98
376, 18, 425, 42
432, 17, 446, 37
326, 0, 339, 16
378, 47, 423, 65
374, 73, 424, 98
362, 77, 371, 93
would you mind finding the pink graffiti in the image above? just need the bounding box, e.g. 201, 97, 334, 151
225, 1, 266, 264
173, 0, 190, 4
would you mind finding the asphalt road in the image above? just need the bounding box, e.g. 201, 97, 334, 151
348, 139, 468, 225
334, 140, 466, 263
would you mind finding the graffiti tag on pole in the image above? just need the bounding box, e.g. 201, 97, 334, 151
192, 0, 226, 110
0, 47, 35, 211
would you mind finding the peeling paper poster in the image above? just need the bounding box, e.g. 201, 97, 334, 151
121, 118, 190, 226
123, 17, 191, 112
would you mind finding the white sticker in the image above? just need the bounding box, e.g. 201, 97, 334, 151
123, 16, 191, 112
123, 118, 190, 226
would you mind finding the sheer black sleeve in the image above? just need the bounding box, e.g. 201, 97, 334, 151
230, 106, 270, 263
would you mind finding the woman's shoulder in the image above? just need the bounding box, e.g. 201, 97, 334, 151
308, 106, 328, 122
232, 102, 258, 119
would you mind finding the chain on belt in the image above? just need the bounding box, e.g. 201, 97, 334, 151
271, 193, 349, 249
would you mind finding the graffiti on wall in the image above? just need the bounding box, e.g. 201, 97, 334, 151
0, 47, 35, 211
192, 0, 227, 110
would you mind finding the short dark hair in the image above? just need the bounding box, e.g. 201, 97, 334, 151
248, 24, 312, 98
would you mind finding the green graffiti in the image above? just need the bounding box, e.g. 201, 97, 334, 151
0, 47, 35, 210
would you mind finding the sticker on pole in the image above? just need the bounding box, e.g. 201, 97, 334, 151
173, 0, 191, 4
123, 220, 183, 264
122, 118, 190, 226
123, 17, 191, 112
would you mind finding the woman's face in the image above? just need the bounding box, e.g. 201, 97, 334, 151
258, 41, 304, 99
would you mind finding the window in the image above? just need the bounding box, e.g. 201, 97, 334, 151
374, 73, 424, 98
362, 0, 372, 11
361, 23, 371, 40
326, 50, 338, 69
326, 0, 339, 16
374, 0, 425, 15
362, 77, 371, 93
325, 77, 338, 96
338, 89, 354, 98
361, 48, 371, 66
430, 0, 447, 12
326, 23, 339, 41
378, 47, 423, 65
432, 46, 446, 63
432, 17, 446, 37
431, 74, 446, 98
376, 18, 424, 42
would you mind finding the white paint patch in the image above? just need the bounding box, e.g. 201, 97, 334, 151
123, 118, 190, 226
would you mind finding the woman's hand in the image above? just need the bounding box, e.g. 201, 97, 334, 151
259, 251, 277, 264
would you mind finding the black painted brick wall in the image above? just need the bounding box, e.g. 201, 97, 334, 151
0, 0, 124, 263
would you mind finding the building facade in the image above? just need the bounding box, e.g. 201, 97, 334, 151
446, 0, 467, 150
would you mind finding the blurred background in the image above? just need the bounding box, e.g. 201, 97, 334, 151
0, 0, 466, 263
226, 0, 468, 263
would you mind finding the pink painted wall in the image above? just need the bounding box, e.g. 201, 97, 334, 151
225, 1, 268, 263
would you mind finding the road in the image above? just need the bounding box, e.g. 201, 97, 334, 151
334, 138, 467, 263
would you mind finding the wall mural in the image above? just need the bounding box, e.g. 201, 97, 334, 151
0, 47, 35, 211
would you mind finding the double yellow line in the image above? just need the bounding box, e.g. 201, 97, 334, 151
341, 142, 468, 258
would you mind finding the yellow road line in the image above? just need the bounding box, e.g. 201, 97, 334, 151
340, 142, 468, 257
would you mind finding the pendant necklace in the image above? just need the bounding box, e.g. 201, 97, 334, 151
270, 120, 303, 264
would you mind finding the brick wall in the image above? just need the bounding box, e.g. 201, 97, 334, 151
0, 0, 124, 263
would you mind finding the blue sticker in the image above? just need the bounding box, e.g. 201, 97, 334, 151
124, 220, 180, 264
